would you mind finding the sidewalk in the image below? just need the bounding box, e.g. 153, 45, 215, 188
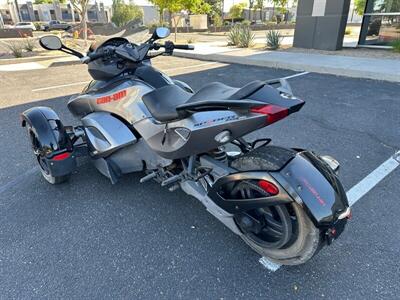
0, 55, 79, 71
1, 43, 399, 82
174, 44, 400, 82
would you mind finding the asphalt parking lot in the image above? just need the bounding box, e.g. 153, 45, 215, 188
0, 56, 399, 299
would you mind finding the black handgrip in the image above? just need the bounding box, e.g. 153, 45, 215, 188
174, 44, 195, 50
87, 51, 104, 61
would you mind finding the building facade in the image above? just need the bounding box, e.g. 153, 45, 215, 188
0, 1, 111, 26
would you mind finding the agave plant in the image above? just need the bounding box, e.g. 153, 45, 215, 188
227, 24, 241, 46
227, 24, 255, 48
5, 41, 23, 58
24, 38, 36, 52
266, 30, 283, 50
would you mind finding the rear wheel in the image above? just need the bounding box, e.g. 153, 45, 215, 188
231, 150, 322, 265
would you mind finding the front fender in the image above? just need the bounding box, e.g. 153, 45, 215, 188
21, 106, 71, 156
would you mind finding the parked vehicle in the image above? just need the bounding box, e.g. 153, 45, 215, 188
15, 22, 36, 31
21, 28, 351, 266
44, 20, 71, 31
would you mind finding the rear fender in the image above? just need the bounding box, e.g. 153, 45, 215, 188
271, 151, 349, 226
208, 147, 349, 229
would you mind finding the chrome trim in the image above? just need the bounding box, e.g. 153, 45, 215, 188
338, 207, 351, 220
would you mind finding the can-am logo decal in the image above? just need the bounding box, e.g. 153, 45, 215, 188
301, 178, 326, 206
96, 90, 127, 104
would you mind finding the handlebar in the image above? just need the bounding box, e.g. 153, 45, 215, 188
173, 44, 195, 50
81, 41, 195, 64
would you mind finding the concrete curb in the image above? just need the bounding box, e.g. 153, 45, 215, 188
174, 51, 400, 83
49, 59, 81, 67
0, 55, 69, 65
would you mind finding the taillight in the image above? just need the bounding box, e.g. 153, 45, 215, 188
251, 105, 288, 125
258, 180, 279, 195
52, 152, 71, 161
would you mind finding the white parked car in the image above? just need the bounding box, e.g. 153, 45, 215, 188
14, 22, 36, 31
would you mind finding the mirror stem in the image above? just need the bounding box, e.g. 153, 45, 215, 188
60, 45, 84, 58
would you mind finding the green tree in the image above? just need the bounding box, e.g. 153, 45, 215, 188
354, 0, 366, 15
229, 2, 247, 21
111, 0, 143, 27
254, 0, 264, 21
204, 0, 223, 17
192, 1, 212, 15
34, 0, 66, 4
148, 0, 170, 24
167, 0, 201, 41
70, 0, 90, 42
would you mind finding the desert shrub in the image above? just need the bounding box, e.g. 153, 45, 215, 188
227, 24, 241, 45
391, 39, 400, 53
241, 19, 251, 26
266, 30, 283, 50
227, 24, 254, 48
213, 14, 223, 29
6, 41, 23, 58
148, 21, 169, 33
186, 37, 195, 44
24, 38, 36, 52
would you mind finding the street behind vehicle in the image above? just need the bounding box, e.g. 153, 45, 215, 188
15, 22, 36, 31
44, 20, 71, 31
21, 28, 351, 266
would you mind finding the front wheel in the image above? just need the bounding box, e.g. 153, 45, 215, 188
28, 126, 70, 185
231, 149, 322, 265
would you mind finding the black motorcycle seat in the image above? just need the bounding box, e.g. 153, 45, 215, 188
142, 80, 264, 122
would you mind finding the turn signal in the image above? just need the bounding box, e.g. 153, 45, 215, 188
258, 180, 279, 196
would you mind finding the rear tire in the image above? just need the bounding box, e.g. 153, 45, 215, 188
231, 149, 322, 265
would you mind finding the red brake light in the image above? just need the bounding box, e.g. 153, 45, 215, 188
251, 105, 288, 124
258, 180, 279, 195
52, 152, 71, 161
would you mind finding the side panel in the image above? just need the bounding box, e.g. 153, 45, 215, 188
68, 78, 153, 124
134, 110, 266, 159
81, 112, 137, 157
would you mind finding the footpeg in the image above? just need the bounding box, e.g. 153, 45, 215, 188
140, 172, 157, 183
168, 184, 180, 192
161, 175, 181, 187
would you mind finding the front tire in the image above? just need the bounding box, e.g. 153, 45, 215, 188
28, 126, 70, 185
231, 149, 322, 265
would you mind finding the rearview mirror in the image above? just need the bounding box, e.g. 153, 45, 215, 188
39, 35, 63, 50
153, 27, 170, 40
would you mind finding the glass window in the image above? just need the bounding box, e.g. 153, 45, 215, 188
365, 0, 400, 14
361, 15, 400, 45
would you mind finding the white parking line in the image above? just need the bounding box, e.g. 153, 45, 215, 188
163, 62, 221, 72
32, 81, 90, 92
282, 71, 310, 80
347, 151, 400, 206
260, 150, 400, 272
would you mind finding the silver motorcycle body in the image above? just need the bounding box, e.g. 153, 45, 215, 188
21, 32, 351, 266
